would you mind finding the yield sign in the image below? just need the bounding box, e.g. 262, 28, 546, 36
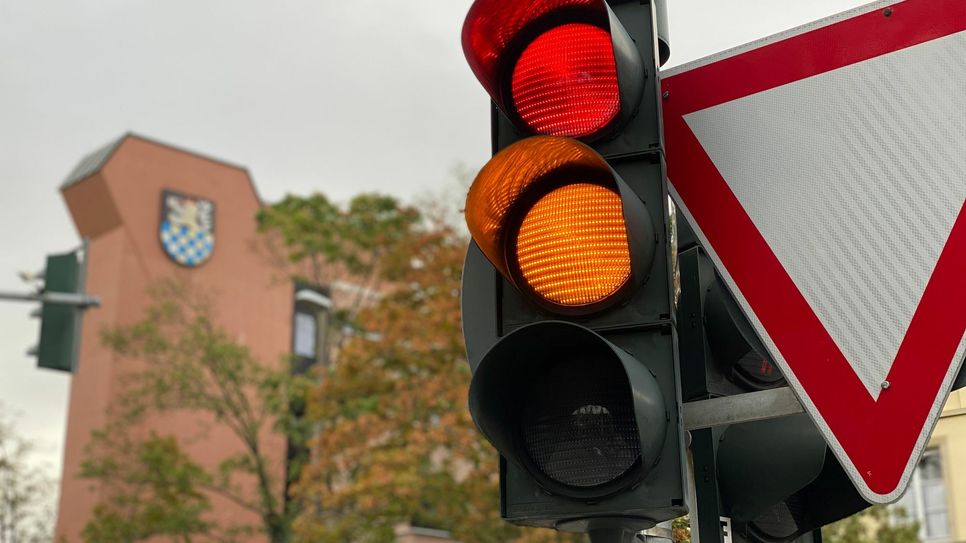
662, 0, 966, 503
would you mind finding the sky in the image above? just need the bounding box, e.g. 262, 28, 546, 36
0, 0, 871, 489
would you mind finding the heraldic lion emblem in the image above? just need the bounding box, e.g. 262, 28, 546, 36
159, 190, 215, 267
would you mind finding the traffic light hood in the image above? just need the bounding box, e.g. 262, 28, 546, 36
462, 0, 644, 139
464, 136, 656, 315
718, 414, 869, 541
468, 321, 667, 500
705, 278, 786, 391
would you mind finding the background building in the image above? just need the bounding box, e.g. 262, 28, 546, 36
54, 134, 293, 542
900, 389, 966, 542
45, 133, 966, 543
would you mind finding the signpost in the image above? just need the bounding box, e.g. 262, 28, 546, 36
662, 0, 966, 503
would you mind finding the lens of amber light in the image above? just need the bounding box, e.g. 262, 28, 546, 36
514, 183, 630, 306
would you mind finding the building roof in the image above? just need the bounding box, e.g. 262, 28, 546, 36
60, 133, 253, 192
60, 135, 126, 189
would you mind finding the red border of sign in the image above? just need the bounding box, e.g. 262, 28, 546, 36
662, 0, 966, 500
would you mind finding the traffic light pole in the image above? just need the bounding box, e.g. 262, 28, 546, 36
678, 247, 725, 543
0, 290, 101, 306
0, 239, 99, 307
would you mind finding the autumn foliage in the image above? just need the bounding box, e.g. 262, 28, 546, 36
281, 199, 583, 542
81, 192, 586, 542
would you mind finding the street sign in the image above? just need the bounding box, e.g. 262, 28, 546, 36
662, 0, 966, 504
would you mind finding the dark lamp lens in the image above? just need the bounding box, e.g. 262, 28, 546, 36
751, 498, 804, 541
521, 356, 639, 488
511, 23, 620, 137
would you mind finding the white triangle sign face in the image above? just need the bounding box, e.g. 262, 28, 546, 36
662, 0, 966, 503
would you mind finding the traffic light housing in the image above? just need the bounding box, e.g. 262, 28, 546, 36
35, 250, 85, 372
678, 245, 870, 543
460, 0, 685, 535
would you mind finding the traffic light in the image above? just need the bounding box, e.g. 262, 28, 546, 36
34, 250, 84, 372
28, 247, 97, 372
678, 245, 870, 543
459, 0, 684, 537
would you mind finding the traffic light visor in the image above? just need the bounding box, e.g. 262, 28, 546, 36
462, 0, 642, 139
465, 137, 652, 313
705, 279, 786, 390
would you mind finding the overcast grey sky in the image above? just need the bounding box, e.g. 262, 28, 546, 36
0, 0, 869, 482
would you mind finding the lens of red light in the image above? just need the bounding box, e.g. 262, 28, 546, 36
511, 23, 620, 138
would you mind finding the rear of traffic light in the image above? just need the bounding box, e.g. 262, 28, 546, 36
460, 0, 684, 535
716, 415, 869, 543
678, 246, 869, 543
36, 251, 84, 373
696, 250, 786, 397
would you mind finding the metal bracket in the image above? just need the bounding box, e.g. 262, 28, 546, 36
0, 290, 101, 307
639, 523, 674, 541
682, 387, 804, 430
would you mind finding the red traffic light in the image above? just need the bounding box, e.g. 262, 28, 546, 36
462, 0, 643, 140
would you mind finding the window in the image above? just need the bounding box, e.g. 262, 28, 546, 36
293, 312, 317, 358
894, 449, 950, 541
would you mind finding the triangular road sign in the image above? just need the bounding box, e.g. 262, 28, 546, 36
662, 0, 966, 503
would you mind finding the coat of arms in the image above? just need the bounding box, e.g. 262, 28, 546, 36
159, 190, 215, 267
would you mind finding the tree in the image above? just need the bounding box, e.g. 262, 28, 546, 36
287, 209, 582, 543
80, 434, 215, 543
823, 505, 920, 543
671, 516, 690, 543
81, 280, 307, 543
83, 191, 583, 542
0, 406, 55, 543
256, 193, 422, 357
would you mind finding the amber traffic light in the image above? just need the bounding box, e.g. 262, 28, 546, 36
465, 136, 654, 314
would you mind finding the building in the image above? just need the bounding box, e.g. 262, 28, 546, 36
53, 134, 307, 541
897, 389, 966, 542
51, 133, 457, 543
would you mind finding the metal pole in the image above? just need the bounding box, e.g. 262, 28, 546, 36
683, 387, 803, 430
641, 522, 674, 542
588, 527, 639, 543
676, 247, 725, 543
0, 290, 44, 302
0, 290, 100, 307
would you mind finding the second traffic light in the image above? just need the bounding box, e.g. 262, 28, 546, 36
35, 250, 89, 373
678, 245, 870, 543
460, 0, 684, 536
